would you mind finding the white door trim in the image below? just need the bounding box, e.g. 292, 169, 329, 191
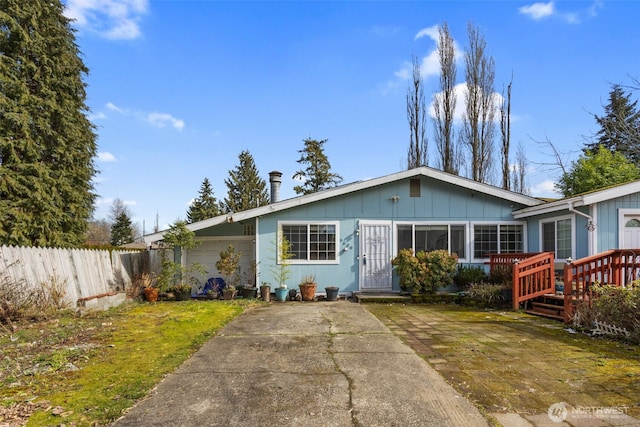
358, 220, 393, 291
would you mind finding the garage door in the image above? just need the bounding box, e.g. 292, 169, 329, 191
185, 238, 256, 286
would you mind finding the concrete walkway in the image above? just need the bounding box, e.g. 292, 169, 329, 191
114, 301, 488, 426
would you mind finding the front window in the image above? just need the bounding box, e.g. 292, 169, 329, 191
473, 224, 524, 259
542, 218, 572, 260
397, 223, 466, 259
281, 222, 338, 263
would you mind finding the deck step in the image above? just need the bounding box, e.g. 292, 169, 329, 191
526, 299, 565, 322
525, 310, 565, 321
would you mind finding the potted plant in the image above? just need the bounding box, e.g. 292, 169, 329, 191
158, 220, 206, 299
240, 261, 258, 299
274, 283, 288, 302
222, 284, 237, 300
173, 283, 193, 301
270, 235, 294, 291
260, 282, 271, 302
140, 273, 159, 303
216, 244, 241, 296
325, 286, 339, 301
299, 275, 317, 301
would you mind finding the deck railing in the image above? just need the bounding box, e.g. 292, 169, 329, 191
488, 252, 555, 310
563, 249, 640, 322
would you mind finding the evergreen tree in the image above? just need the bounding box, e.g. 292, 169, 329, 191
223, 150, 269, 213
0, 0, 97, 247
293, 138, 343, 195
584, 84, 640, 166
555, 145, 640, 197
110, 212, 134, 247
187, 177, 220, 222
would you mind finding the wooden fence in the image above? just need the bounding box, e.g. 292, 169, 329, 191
0, 245, 165, 309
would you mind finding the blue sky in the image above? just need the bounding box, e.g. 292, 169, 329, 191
62, 0, 639, 234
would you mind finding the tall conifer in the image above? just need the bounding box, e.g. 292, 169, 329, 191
223, 150, 269, 213
0, 0, 97, 246
187, 178, 220, 223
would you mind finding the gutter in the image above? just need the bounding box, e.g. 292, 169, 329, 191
568, 201, 595, 256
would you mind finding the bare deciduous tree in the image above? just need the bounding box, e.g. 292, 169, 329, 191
500, 77, 512, 190
461, 22, 496, 184
406, 55, 428, 169
512, 142, 529, 195
433, 22, 459, 174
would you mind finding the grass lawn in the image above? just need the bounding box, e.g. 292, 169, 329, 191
0, 299, 258, 426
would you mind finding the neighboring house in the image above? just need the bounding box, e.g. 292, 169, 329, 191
143, 167, 640, 295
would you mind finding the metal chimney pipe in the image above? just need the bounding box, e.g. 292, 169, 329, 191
269, 171, 282, 203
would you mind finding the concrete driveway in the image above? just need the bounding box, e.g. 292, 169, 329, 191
113, 301, 488, 427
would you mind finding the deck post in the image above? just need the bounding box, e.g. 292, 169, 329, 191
563, 258, 573, 323
512, 259, 520, 311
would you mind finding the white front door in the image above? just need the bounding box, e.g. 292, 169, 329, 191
359, 221, 393, 290
622, 217, 640, 249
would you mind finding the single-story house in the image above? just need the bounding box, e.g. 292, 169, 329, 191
143, 167, 640, 295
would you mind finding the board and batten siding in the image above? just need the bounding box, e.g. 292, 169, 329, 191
596, 192, 640, 252
256, 176, 530, 292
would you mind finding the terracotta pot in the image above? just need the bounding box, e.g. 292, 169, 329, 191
299, 283, 317, 301
143, 287, 159, 302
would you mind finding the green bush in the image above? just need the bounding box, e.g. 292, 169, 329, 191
464, 282, 504, 306
591, 284, 640, 342
392, 249, 458, 294
453, 265, 487, 288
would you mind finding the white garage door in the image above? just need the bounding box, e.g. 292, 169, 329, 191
185, 237, 256, 286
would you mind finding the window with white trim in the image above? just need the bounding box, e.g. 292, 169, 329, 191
281, 222, 338, 263
397, 223, 467, 259
542, 218, 572, 260
472, 224, 524, 259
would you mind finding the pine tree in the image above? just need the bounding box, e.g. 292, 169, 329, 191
110, 212, 134, 247
0, 0, 97, 247
187, 177, 220, 222
293, 138, 343, 195
584, 84, 640, 166
223, 150, 269, 213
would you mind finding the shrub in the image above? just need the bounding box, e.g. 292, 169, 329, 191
453, 265, 487, 288
392, 249, 427, 293
392, 249, 458, 294
572, 284, 640, 343
464, 282, 504, 306
419, 250, 458, 293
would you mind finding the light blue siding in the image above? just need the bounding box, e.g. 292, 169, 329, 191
255, 176, 530, 293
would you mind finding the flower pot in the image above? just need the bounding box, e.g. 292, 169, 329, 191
175, 288, 192, 301
299, 283, 317, 301
260, 285, 271, 302
240, 287, 258, 299
288, 289, 298, 301
143, 287, 159, 302
274, 287, 288, 302
222, 289, 237, 300
325, 286, 339, 301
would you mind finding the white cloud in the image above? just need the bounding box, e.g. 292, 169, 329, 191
387, 24, 464, 93
519, 2, 555, 20
429, 83, 504, 123
64, 0, 149, 40
97, 151, 117, 162
147, 113, 185, 131
530, 179, 560, 197
106, 102, 125, 113
89, 111, 106, 121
